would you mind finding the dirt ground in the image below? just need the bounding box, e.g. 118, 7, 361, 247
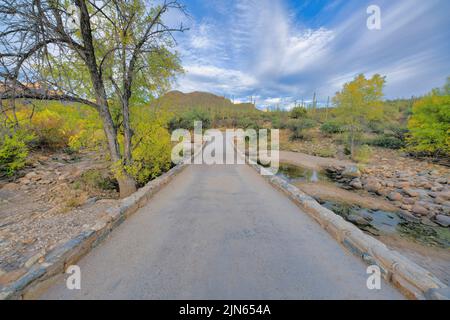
0, 150, 118, 276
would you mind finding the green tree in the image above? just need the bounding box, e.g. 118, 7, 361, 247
407, 79, 450, 156
333, 74, 385, 157
290, 106, 307, 119
0, 0, 185, 197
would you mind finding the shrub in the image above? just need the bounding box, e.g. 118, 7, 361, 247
0, 131, 33, 176
125, 108, 172, 186
79, 169, 117, 191
367, 121, 385, 134
236, 117, 261, 130
287, 119, 316, 140
320, 121, 344, 135
314, 146, 337, 158
407, 92, 450, 156
353, 144, 372, 163
367, 134, 404, 149
169, 109, 211, 131
16, 103, 104, 152
30, 109, 69, 148
289, 107, 307, 119
290, 106, 307, 119
271, 117, 289, 129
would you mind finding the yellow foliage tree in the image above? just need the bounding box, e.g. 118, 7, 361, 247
333, 74, 386, 156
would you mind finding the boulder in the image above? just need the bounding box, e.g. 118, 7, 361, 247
403, 188, 419, 197
342, 165, 361, 178
402, 197, 415, 205
347, 214, 371, 226
20, 178, 31, 185
364, 178, 382, 193
395, 181, 410, 189
434, 214, 450, 227
438, 191, 450, 201
386, 181, 395, 188
422, 183, 433, 190
349, 178, 363, 189
431, 184, 444, 192
401, 204, 412, 211
411, 205, 428, 216
1, 183, 19, 190
388, 191, 403, 202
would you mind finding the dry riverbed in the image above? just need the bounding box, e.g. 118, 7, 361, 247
276, 151, 450, 285
0, 150, 119, 285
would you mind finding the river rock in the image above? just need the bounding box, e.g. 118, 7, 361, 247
401, 204, 412, 211
25, 172, 38, 180
402, 197, 415, 205
347, 214, 370, 226
412, 205, 428, 216
442, 206, 450, 215
433, 197, 445, 205
422, 182, 433, 190
349, 178, 363, 189
438, 191, 450, 201
434, 214, 450, 227
395, 181, 410, 189
1, 183, 19, 190
431, 184, 444, 192
19, 178, 31, 185
364, 178, 382, 193
388, 191, 403, 202
403, 188, 419, 197
342, 165, 361, 178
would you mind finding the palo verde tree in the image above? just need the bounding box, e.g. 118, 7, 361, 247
333, 74, 385, 157
0, 0, 186, 197
407, 77, 450, 157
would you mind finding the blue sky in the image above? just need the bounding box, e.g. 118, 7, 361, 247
165, 0, 450, 109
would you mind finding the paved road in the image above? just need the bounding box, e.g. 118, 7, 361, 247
40, 140, 403, 299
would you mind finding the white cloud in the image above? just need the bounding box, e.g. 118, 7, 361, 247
172, 0, 450, 108
177, 65, 257, 94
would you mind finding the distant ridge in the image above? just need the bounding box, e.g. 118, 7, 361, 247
152, 90, 257, 112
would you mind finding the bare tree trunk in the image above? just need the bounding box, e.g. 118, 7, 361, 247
77, 0, 136, 197
350, 127, 355, 158
97, 95, 136, 197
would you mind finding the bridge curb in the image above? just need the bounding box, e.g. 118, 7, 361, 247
0, 143, 203, 300
238, 148, 449, 300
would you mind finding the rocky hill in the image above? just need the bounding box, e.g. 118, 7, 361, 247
152, 90, 257, 113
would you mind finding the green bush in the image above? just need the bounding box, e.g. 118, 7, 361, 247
0, 131, 33, 176
314, 145, 337, 158
290, 106, 307, 119
16, 103, 103, 151
320, 121, 344, 135
168, 109, 211, 131
236, 117, 261, 130
407, 91, 450, 156
29, 109, 69, 148
367, 134, 404, 149
353, 144, 372, 163
125, 108, 172, 186
79, 169, 117, 191
271, 117, 289, 129
287, 118, 316, 140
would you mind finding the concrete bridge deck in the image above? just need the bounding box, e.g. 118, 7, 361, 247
40, 139, 403, 299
